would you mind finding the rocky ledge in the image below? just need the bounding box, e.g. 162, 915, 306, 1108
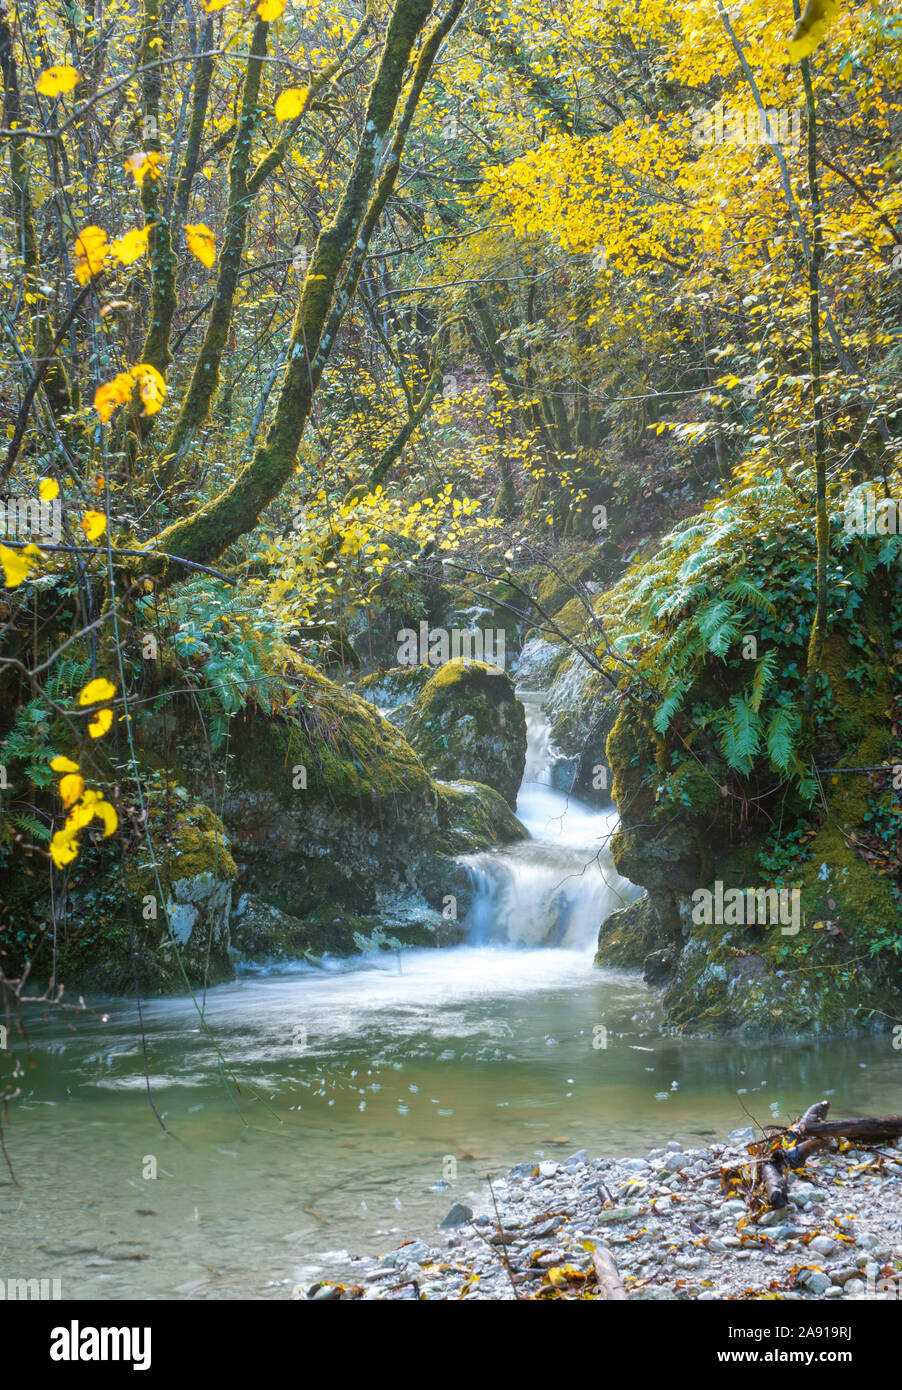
295, 1125, 902, 1301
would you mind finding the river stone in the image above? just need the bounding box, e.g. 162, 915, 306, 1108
727, 1127, 755, 1147
398, 1240, 431, 1265
757, 1207, 792, 1227
801, 1270, 832, 1295
596, 1205, 642, 1224
810, 1235, 838, 1256
439, 1203, 473, 1229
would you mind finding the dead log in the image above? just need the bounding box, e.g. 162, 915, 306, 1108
761, 1150, 789, 1208
797, 1099, 831, 1131
781, 1135, 823, 1170
592, 1247, 628, 1300
793, 1116, 902, 1144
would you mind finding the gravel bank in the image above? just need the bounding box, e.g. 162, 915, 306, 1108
296, 1126, 902, 1301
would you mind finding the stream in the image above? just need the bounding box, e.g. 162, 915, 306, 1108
2, 692, 900, 1299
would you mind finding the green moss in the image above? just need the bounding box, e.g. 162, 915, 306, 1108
406, 659, 526, 808
18, 791, 237, 996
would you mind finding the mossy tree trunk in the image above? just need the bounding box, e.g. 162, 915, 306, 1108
0, 9, 73, 428
153, 17, 270, 480
141, 0, 456, 586
799, 50, 829, 744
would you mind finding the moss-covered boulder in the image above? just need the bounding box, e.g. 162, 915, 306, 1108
230, 890, 469, 964
167, 660, 527, 959
404, 659, 526, 808
16, 794, 237, 995
595, 892, 670, 979
604, 578, 902, 1035
355, 664, 434, 736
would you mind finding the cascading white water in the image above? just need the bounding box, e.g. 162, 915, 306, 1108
463, 692, 638, 949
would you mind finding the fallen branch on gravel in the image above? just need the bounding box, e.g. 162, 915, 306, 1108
592, 1247, 628, 1300
721, 1100, 902, 1210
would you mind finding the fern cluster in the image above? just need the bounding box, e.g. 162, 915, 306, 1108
598, 473, 902, 796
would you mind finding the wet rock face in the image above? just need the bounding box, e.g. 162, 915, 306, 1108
542, 650, 620, 807
404, 659, 527, 810
44, 797, 237, 995
176, 661, 527, 961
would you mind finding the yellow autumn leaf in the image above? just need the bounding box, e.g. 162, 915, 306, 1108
94, 371, 135, 423
66, 798, 98, 832
50, 828, 79, 868
88, 708, 114, 738
50, 756, 80, 773
185, 223, 216, 267
74, 225, 108, 285
788, 0, 841, 63
0, 543, 38, 588
77, 789, 118, 837
81, 510, 107, 542
130, 362, 166, 416
202, 0, 230, 9
92, 797, 118, 837
39, 477, 59, 501
59, 773, 85, 808
124, 150, 163, 186
35, 65, 80, 97
78, 677, 116, 706
274, 87, 309, 122
110, 225, 151, 266
257, 0, 287, 19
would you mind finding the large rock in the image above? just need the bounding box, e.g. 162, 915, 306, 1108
28, 795, 237, 994
544, 650, 620, 806
404, 659, 526, 809
186, 661, 526, 954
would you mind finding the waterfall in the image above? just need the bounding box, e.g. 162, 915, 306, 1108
462, 692, 638, 949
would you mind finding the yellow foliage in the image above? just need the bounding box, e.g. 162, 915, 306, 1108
788, 0, 841, 63
73, 226, 108, 284
78, 677, 117, 706
274, 87, 309, 121
132, 362, 167, 415
35, 65, 80, 96
110, 226, 151, 266
124, 151, 163, 186
185, 223, 216, 267
80, 510, 107, 542
0, 543, 40, 588
88, 708, 114, 738
59, 773, 85, 808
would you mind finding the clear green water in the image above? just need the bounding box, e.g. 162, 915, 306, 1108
3, 696, 899, 1299
3, 950, 900, 1300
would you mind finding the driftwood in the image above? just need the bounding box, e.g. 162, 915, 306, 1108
720, 1100, 902, 1209
760, 1151, 789, 1207
592, 1247, 628, 1300
794, 1116, 902, 1143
